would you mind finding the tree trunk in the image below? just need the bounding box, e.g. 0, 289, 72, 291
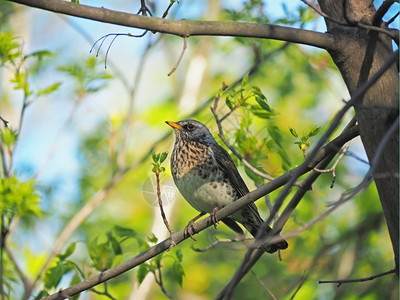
318, 0, 399, 273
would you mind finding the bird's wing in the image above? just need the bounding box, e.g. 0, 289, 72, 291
211, 143, 264, 226
210, 143, 249, 197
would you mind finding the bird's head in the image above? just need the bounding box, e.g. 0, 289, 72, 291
166, 119, 216, 145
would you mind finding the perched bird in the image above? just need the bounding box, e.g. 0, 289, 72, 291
166, 119, 288, 253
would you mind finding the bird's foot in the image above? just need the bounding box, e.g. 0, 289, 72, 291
184, 220, 197, 241
210, 206, 224, 229
184, 212, 205, 241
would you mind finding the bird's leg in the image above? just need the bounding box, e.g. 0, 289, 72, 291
184, 212, 205, 241
210, 205, 224, 229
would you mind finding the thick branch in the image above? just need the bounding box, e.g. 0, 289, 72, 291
44, 125, 358, 300
8, 0, 334, 50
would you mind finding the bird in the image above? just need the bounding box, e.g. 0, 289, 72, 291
166, 119, 288, 253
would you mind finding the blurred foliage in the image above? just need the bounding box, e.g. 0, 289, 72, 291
0, 0, 397, 300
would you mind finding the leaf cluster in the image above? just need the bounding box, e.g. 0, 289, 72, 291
151, 151, 168, 174
223, 0, 269, 25
289, 126, 321, 151
0, 175, 41, 220
225, 74, 273, 120
57, 56, 113, 98
220, 75, 291, 177
138, 247, 185, 288
0, 32, 61, 98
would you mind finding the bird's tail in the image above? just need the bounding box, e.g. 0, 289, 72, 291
246, 223, 288, 254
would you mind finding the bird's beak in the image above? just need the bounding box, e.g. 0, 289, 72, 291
166, 121, 182, 130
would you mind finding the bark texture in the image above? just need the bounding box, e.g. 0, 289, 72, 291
318, 0, 399, 273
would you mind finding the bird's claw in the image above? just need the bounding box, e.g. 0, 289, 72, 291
184, 220, 197, 241
210, 206, 223, 229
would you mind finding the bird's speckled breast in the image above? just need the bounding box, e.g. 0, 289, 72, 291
171, 139, 237, 213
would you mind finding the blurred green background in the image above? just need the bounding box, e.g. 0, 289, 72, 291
0, 0, 398, 299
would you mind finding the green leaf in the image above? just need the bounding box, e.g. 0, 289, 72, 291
0, 32, 21, 66
0, 128, 18, 147
58, 242, 76, 260
11, 71, 31, 95
225, 97, 235, 110
87, 236, 113, 271
107, 232, 122, 255
152, 152, 158, 163
255, 96, 270, 111
0, 175, 42, 218
241, 73, 249, 87
37, 82, 62, 96
147, 233, 158, 244
24, 50, 54, 60
307, 126, 321, 138
160, 152, 168, 164
137, 263, 149, 284
57, 56, 112, 96
289, 128, 298, 138
70, 273, 81, 300
171, 261, 185, 286
175, 248, 183, 262
250, 106, 273, 119
114, 225, 137, 238
44, 260, 73, 289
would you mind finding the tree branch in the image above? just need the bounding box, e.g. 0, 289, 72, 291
319, 268, 396, 287
8, 0, 335, 50
217, 49, 398, 299
43, 122, 358, 300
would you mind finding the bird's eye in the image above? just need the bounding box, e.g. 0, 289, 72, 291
185, 123, 195, 131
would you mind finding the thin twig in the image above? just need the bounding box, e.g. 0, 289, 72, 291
0, 116, 8, 128
152, 260, 174, 300
89, 32, 148, 68
193, 236, 253, 252
386, 12, 399, 26
250, 270, 277, 300
137, 0, 152, 16
219, 104, 240, 123
319, 268, 396, 287
155, 171, 174, 237
168, 36, 188, 76
5, 245, 31, 295
313, 141, 351, 188
161, 0, 176, 19
90, 282, 116, 300
290, 271, 308, 300
328, 115, 399, 207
